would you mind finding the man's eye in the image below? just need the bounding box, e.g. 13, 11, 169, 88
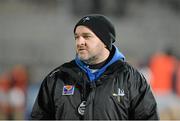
83, 35, 91, 39
75, 36, 79, 40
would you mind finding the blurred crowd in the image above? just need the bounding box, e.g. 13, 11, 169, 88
139, 48, 180, 96
0, 65, 28, 119
138, 48, 180, 119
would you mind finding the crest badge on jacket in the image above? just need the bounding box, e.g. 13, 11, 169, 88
62, 85, 75, 95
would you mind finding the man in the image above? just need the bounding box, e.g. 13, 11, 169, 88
31, 14, 159, 120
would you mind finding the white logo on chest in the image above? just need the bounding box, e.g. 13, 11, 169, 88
113, 88, 125, 96
112, 88, 125, 102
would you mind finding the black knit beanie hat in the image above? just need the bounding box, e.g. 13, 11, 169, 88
74, 14, 116, 51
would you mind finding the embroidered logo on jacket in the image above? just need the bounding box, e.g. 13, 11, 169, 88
112, 88, 125, 102
62, 85, 75, 95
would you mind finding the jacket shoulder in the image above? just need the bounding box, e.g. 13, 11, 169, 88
110, 60, 137, 74
48, 60, 76, 77
113, 60, 148, 91
114, 60, 143, 77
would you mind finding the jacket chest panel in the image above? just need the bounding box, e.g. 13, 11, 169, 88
53, 73, 130, 119
83, 76, 130, 119
93, 77, 129, 109
53, 79, 81, 117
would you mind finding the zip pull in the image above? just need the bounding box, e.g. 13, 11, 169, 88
78, 101, 86, 116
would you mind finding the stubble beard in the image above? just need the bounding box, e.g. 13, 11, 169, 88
78, 54, 98, 65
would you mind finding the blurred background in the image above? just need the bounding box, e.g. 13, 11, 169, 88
0, 0, 180, 120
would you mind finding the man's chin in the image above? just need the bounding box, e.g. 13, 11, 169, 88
78, 55, 95, 64
78, 55, 88, 61
79, 57, 88, 62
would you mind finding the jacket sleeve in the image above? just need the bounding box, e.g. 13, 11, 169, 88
31, 75, 55, 119
128, 67, 159, 120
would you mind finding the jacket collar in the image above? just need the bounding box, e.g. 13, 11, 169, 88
75, 45, 125, 82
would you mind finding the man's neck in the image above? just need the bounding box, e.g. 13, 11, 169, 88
88, 47, 115, 69
85, 48, 110, 65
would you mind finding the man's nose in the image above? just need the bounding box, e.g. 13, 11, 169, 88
76, 36, 85, 45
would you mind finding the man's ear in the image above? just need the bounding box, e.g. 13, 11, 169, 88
103, 43, 107, 49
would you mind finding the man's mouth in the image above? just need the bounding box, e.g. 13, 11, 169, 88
78, 48, 86, 51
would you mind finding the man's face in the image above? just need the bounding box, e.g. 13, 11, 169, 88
74, 26, 109, 64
